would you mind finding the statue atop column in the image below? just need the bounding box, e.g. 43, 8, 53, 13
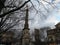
22, 5, 30, 45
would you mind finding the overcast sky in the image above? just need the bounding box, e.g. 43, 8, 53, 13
5, 0, 60, 30
4, 0, 60, 40
28, 0, 60, 29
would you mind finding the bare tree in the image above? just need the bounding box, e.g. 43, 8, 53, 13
0, 0, 6, 12
0, 0, 30, 18
0, 8, 25, 45
0, 0, 59, 45
0, 0, 58, 18
0, 0, 59, 36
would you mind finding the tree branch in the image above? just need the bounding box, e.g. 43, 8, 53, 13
0, 0, 30, 18
4, 6, 17, 8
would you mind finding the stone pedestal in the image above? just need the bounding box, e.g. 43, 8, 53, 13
22, 29, 30, 45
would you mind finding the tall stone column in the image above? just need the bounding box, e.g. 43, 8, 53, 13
22, 5, 30, 45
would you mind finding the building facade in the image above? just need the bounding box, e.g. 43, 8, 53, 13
47, 29, 56, 45
55, 23, 60, 44
34, 29, 41, 45
47, 22, 60, 45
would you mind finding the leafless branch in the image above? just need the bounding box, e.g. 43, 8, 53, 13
0, 0, 30, 18
30, 1, 38, 13
40, 2, 49, 12
43, 0, 57, 9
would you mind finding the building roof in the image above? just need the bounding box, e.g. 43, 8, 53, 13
47, 29, 56, 35
55, 22, 60, 28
